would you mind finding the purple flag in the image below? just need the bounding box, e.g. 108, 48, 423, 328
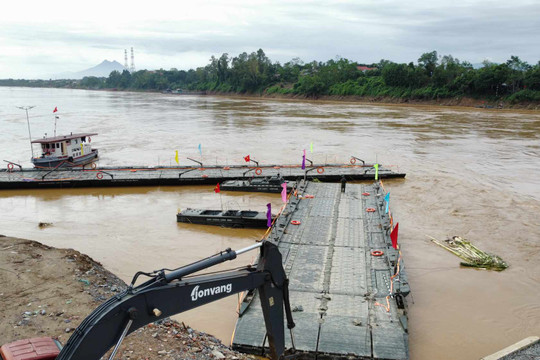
266, 203, 272, 227
301, 149, 306, 170
281, 183, 287, 203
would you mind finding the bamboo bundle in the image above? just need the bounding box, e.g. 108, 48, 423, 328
429, 235, 508, 271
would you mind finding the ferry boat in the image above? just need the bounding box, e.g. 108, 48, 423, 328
31, 133, 98, 168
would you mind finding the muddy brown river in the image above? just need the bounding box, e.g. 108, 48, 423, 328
1, 87, 539, 359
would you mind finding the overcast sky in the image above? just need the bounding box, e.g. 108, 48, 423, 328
1, 0, 539, 79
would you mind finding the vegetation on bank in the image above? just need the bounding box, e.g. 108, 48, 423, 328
2, 49, 540, 104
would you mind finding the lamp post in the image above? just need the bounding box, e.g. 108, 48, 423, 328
17, 106, 35, 158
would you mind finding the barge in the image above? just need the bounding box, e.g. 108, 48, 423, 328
176, 208, 271, 228
220, 175, 295, 193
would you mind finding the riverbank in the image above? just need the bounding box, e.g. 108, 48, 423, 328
207, 90, 540, 110
0, 235, 256, 360
2, 84, 540, 110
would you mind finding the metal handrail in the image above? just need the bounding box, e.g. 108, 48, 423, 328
187, 157, 203, 167
3, 160, 22, 172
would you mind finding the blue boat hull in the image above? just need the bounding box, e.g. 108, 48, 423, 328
32, 149, 99, 169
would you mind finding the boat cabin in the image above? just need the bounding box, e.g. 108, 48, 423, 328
30, 132, 98, 168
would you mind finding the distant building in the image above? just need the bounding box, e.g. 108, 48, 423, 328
357, 65, 377, 72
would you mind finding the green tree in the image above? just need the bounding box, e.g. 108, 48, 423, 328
418, 51, 438, 77
106, 71, 122, 88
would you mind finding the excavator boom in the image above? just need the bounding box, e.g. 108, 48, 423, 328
53, 240, 293, 360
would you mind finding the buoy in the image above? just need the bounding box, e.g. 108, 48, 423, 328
223, 166, 230, 170
255, 168, 262, 175
317, 167, 325, 174
7, 163, 14, 171
91, 163, 97, 170
96, 172, 104, 180
362, 192, 370, 196
350, 157, 356, 164
290, 220, 301, 225
366, 208, 376, 212
371, 250, 384, 256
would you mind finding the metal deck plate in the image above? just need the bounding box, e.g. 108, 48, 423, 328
233, 182, 410, 359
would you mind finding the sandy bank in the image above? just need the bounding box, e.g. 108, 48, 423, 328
0, 235, 255, 360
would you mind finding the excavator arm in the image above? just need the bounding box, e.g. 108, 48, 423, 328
54, 240, 294, 360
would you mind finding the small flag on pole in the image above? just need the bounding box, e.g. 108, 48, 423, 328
244, 155, 250, 162
374, 163, 379, 180
384, 192, 390, 214
198, 144, 202, 156
301, 149, 306, 170
390, 223, 399, 249
310, 142, 313, 153
175, 150, 179, 165
266, 203, 272, 227
214, 183, 220, 193
281, 183, 287, 203
53, 107, 58, 113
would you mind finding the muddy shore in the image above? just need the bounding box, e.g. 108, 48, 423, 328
0, 235, 256, 360
201, 91, 540, 110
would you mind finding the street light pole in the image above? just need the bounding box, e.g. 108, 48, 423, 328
17, 106, 36, 158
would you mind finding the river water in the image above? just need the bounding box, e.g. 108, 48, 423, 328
0, 87, 539, 359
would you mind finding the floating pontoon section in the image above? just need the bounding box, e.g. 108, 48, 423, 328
233, 181, 410, 360
0, 163, 404, 190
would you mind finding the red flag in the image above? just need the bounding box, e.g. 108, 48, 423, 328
214, 183, 220, 193
53, 107, 58, 113
390, 223, 399, 249
244, 155, 250, 162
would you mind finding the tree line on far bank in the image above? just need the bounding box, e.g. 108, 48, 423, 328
2, 49, 540, 103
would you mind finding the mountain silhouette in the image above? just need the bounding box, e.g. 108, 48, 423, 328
53, 60, 127, 79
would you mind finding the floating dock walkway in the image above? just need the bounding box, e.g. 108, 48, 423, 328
233, 181, 410, 359
0, 162, 404, 190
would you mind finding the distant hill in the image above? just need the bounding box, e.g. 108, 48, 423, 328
53, 60, 126, 79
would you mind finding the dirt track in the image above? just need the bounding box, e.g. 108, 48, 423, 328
0, 235, 256, 360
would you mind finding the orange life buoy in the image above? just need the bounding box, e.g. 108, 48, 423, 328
350, 157, 356, 164
371, 250, 384, 256
290, 220, 301, 225
96, 172, 103, 180
362, 192, 370, 196
223, 166, 230, 170
366, 207, 376, 212
273, 166, 280, 169
317, 167, 324, 174
7, 163, 14, 171
255, 168, 262, 175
